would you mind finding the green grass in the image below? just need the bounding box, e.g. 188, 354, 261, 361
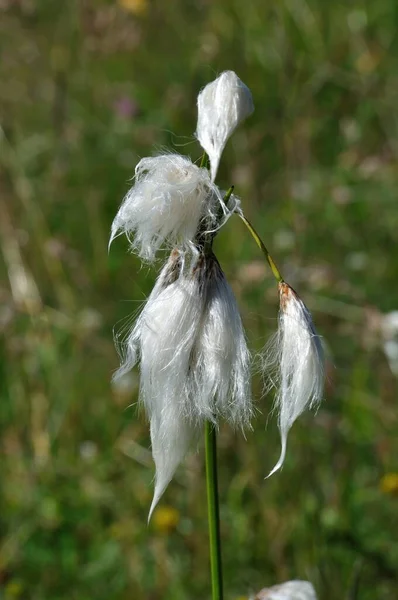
1, 1, 398, 598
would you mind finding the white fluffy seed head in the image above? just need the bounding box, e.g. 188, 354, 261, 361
191, 254, 252, 429
113, 250, 252, 518
262, 282, 324, 477
109, 154, 224, 261
254, 580, 318, 600
196, 71, 254, 181
113, 250, 202, 519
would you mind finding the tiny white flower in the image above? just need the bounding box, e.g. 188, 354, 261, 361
196, 70, 254, 180
262, 282, 324, 477
254, 580, 318, 600
109, 154, 227, 261
113, 249, 252, 518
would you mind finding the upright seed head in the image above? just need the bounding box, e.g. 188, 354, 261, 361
196, 71, 254, 181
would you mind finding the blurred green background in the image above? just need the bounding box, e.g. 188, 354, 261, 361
1, 1, 398, 598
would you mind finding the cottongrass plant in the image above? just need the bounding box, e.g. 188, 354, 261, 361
110, 71, 325, 600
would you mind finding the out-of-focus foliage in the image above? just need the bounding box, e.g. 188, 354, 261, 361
1, 1, 398, 598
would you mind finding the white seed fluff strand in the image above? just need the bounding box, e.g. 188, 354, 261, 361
262, 282, 324, 477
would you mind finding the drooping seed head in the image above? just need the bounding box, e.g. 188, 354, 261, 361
113, 250, 252, 519
262, 282, 324, 477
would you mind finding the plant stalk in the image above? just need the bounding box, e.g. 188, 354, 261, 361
237, 212, 284, 283
205, 421, 223, 600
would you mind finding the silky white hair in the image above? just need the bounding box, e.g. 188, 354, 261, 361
113, 250, 252, 519
109, 154, 228, 261
196, 71, 254, 181
262, 282, 324, 477
190, 254, 252, 428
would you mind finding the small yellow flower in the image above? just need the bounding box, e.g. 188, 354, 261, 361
118, 0, 148, 16
380, 473, 398, 496
152, 505, 180, 533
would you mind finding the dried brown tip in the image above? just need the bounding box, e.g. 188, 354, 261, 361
278, 281, 300, 310
278, 281, 291, 310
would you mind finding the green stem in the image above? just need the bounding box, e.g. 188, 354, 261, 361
200, 152, 209, 169
199, 147, 280, 284
200, 148, 223, 599
205, 421, 223, 600
237, 212, 284, 283
223, 185, 234, 205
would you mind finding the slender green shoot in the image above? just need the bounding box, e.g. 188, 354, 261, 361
200, 152, 209, 169
205, 421, 223, 600
237, 212, 284, 283
200, 149, 224, 599
223, 185, 234, 205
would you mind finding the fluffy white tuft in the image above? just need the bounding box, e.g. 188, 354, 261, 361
196, 71, 254, 181
113, 250, 201, 519
109, 154, 225, 261
262, 282, 324, 477
113, 250, 252, 518
192, 254, 252, 428
254, 580, 318, 600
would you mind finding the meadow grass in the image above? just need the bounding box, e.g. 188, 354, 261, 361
1, 1, 398, 598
